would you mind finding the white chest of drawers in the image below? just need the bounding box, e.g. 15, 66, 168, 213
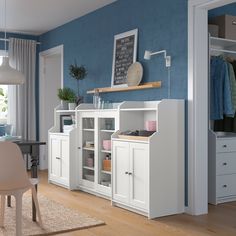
208, 131, 236, 205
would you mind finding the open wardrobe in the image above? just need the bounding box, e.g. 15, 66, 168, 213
208, 34, 236, 205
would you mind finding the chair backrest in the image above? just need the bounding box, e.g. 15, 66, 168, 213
0, 142, 30, 191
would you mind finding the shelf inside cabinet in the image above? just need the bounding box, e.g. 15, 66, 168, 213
83, 128, 95, 132
83, 166, 94, 171
87, 81, 161, 94
101, 150, 112, 154
100, 129, 115, 133
101, 170, 111, 175
83, 147, 95, 151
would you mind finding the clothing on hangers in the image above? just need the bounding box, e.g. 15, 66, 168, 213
210, 56, 234, 120
212, 56, 236, 133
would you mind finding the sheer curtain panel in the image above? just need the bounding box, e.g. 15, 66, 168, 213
8, 38, 37, 140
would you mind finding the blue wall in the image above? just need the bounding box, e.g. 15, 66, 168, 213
39, 0, 188, 103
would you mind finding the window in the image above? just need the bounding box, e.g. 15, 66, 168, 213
0, 52, 8, 124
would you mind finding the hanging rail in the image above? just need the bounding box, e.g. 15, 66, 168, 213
0, 37, 41, 45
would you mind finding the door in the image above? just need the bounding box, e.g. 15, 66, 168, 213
79, 115, 96, 188
49, 134, 69, 185
50, 135, 61, 178
129, 143, 148, 210
112, 141, 130, 204
39, 45, 63, 170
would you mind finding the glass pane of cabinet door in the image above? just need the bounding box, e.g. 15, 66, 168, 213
82, 117, 95, 182
98, 117, 115, 187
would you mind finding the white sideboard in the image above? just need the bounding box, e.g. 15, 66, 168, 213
48, 100, 185, 219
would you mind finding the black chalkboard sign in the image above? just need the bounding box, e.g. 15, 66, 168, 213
111, 29, 138, 87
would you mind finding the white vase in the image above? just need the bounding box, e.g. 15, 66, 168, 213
61, 101, 68, 110
68, 103, 76, 110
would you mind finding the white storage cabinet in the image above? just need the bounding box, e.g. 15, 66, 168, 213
76, 104, 119, 198
112, 99, 185, 219
208, 131, 236, 204
113, 141, 148, 210
48, 105, 77, 189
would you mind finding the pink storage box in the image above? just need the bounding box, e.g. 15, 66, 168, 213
86, 157, 94, 167
145, 121, 156, 131
103, 140, 111, 150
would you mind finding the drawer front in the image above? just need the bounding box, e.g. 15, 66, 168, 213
216, 153, 236, 175
216, 175, 236, 197
216, 139, 236, 153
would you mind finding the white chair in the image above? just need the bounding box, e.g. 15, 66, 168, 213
0, 142, 43, 236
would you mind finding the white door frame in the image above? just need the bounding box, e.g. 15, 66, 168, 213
39, 45, 64, 169
187, 0, 235, 215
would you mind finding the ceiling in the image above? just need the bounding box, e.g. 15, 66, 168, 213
0, 0, 117, 36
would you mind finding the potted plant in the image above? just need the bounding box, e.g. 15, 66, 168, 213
69, 61, 87, 104
57, 87, 76, 110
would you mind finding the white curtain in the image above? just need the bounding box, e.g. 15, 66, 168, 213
8, 38, 37, 140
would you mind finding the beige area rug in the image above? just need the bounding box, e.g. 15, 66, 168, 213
0, 194, 105, 236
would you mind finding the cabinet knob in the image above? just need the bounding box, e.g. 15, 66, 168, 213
223, 184, 227, 188
223, 162, 227, 166
78, 147, 81, 149
128, 172, 132, 175
56, 157, 61, 160
222, 144, 227, 148
125, 171, 129, 175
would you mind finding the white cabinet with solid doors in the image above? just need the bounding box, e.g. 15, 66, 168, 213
49, 134, 69, 186
112, 99, 185, 219
113, 141, 148, 211
48, 105, 77, 189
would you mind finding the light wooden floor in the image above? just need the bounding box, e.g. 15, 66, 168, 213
38, 171, 236, 236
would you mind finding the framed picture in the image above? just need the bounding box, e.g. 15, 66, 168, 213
111, 29, 138, 87
60, 115, 73, 133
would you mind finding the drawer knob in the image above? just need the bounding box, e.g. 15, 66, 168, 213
222, 144, 227, 148
56, 157, 61, 160
125, 171, 129, 175
222, 184, 227, 188
223, 162, 227, 166
128, 172, 132, 175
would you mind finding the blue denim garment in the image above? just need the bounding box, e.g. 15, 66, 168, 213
210, 56, 234, 120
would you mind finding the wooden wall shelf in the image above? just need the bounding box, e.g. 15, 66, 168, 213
87, 81, 161, 94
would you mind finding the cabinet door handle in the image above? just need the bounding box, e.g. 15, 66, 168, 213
222, 184, 227, 188
223, 162, 227, 166
78, 147, 81, 149
125, 171, 129, 175
128, 172, 132, 175
56, 157, 61, 160
222, 144, 227, 148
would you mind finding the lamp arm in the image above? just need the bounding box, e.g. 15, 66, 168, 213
150, 50, 167, 58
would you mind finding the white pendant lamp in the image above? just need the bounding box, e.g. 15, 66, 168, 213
0, 0, 25, 85
0, 57, 25, 84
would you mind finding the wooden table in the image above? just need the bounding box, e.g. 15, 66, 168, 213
6, 139, 46, 221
